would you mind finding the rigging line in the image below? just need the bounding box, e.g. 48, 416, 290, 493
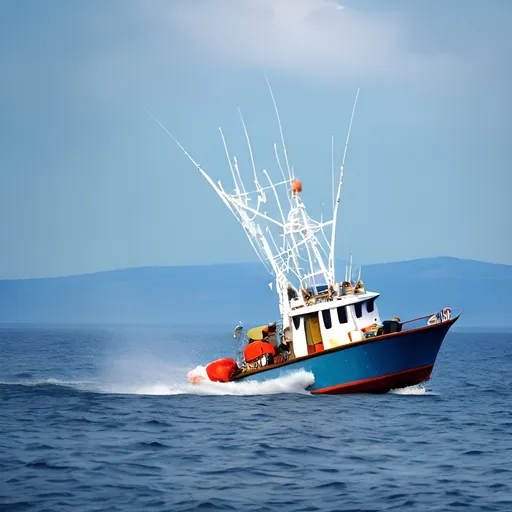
232, 178, 290, 198
274, 143, 293, 208
265, 226, 281, 260
264, 73, 293, 182
232, 156, 248, 203
262, 169, 288, 253
263, 170, 287, 228
146, 109, 202, 170
224, 193, 284, 228
331, 135, 335, 212
232, 207, 274, 275
219, 127, 240, 195
274, 232, 315, 259
238, 108, 259, 188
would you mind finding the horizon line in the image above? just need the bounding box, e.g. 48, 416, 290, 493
1, 255, 510, 282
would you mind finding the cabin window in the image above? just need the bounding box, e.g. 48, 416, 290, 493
337, 306, 348, 324
354, 302, 363, 318
366, 298, 375, 313
321, 309, 332, 329
293, 316, 301, 330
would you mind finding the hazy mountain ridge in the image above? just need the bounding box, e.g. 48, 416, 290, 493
1, 257, 510, 327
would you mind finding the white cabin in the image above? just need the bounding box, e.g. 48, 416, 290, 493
288, 291, 382, 358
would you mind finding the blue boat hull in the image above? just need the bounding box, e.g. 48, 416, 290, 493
233, 318, 458, 394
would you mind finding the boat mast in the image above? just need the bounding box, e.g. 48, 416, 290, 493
328, 88, 360, 284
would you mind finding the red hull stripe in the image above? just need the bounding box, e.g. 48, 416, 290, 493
311, 364, 434, 394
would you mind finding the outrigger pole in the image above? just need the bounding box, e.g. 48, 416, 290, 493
328, 88, 360, 284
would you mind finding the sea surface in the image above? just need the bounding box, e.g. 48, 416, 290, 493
1, 325, 511, 511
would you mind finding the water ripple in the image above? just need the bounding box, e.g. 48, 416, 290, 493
1, 328, 511, 511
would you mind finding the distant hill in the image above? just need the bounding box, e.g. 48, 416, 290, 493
0, 257, 510, 327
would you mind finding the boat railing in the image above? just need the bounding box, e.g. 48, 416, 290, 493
292, 283, 370, 309
401, 307, 461, 331
400, 315, 434, 331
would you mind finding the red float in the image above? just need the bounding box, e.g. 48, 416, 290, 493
243, 341, 276, 363
206, 358, 240, 382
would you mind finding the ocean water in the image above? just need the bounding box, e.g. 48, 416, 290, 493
0, 326, 511, 511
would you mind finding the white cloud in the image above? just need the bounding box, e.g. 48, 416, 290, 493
57, 0, 472, 107
162, 0, 462, 81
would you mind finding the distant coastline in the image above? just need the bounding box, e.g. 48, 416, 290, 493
2, 255, 510, 282
1, 257, 511, 327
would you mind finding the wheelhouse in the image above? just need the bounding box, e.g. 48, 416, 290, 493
288, 292, 382, 357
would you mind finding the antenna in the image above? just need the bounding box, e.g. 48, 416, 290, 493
328, 88, 360, 282
331, 135, 335, 212
274, 143, 292, 208
238, 108, 259, 187
232, 156, 247, 196
264, 73, 293, 183
219, 127, 240, 195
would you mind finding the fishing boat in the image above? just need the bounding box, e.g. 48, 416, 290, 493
153, 81, 460, 394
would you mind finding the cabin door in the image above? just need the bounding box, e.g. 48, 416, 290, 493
304, 313, 323, 354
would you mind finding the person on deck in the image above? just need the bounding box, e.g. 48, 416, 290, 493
261, 322, 278, 348
262, 322, 291, 359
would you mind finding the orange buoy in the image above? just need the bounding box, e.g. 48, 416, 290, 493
291, 179, 302, 195
243, 341, 276, 363
205, 358, 240, 382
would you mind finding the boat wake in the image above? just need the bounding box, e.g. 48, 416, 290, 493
100, 366, 315, 396
177, 366, 315, 396
1, 375, 440, 397
388, 383, 439, 396
0, 369, 315, 397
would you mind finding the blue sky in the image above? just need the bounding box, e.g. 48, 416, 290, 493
0, 0, 510, 279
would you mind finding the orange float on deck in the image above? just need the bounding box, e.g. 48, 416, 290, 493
206, 358, 240, 382
361, 324, 377, 333
243, 341, 276, 363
